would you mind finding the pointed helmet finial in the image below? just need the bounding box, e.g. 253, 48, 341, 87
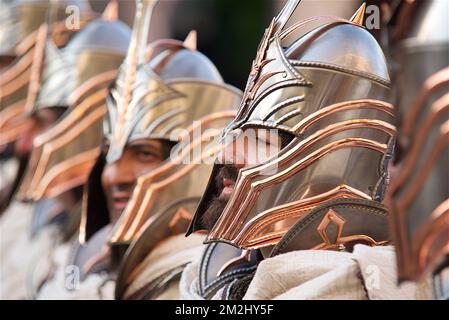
111, 0, 156, 162
350, 2, 366, 26
274, 0, 302, 33
102, 0, 119, 21
183, 30, 197, 50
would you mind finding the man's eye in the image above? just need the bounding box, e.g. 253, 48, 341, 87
137, 150, 159, 161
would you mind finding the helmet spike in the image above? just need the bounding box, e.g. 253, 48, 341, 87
109, 0, 157, 162
350, 2, 366, 26
102, 0, 119, 21
120, 0, 157, 112
125, 0, 157, 67
274, 0, 302, 33
183, 30, 197, 50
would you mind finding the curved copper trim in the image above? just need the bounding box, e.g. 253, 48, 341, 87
0, 19, 83, 87
20, 104, 106, 200
68, 70, 118, 106
234, 185, 371, 249
389, 120, 449, 280
0, 67, 31, 99
144, 39, 188, 62
0, 100, 29, 146
34, 89, 108, 145
211, 116, 393, 240
15, 28, 39, 56
395, 121, 449, 216
239, 137, 386, 223
114, 159, 209, 243
0, 99, 27, 128
293, 99, 395, 134
208, 137, 388, 248
0, 118, 32, 146
14, 18, 78, 55
389, 94, 449, 194
110, 110, 237, 243
414, 210, 449, 279
143, 106, 185, 134
17, 88, 108, 200
123, 161, 209, 241
402, 67, 449, 138
0, 48, 34, 86
431, 199, 449, 221
34, 148, 101, 200
227, 119, 393, 225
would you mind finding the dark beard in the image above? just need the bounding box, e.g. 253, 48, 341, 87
201, 197, 228, 231
201, 165, 238, 231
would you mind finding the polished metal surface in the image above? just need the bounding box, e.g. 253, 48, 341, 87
387, 0, 449, 284
16, 5, 131, 201
80, 0, 242, 245
394, 0, 449, 127
33, 17, 130, 111
188, 0, 396, 251
0, 0, 95, 145
0, 0, 92, 56
104, 48, 242, 243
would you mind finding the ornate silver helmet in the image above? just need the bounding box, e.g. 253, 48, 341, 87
386, 0, 449, 290
15, 1, 131, 201
0, 0, 93, 57
187, 0, 395, 252
0, 0, 94, 146
80, 0, 241, 245
0, 0, 95, 213
29, 5, 130, 114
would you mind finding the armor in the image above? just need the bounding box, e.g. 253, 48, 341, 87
195, 242, 260, 300
0, 0, 94, 214
75, 0, 241, 298
80, 0, 242, 249
386, 0, 449, 296
0, 0, 92, 58
187, 0, 396, 252
15, 2, 131, 201
0, 0, 94, 144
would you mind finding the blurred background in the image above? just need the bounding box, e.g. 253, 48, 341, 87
89, 0, 363, 89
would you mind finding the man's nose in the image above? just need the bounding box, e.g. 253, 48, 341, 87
103, 158, 136, 187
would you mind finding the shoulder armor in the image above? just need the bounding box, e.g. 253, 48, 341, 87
198, 242, 259, 300
70, 225, 112, 280
271, 197, 389, 256
115, 197, 200, 299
